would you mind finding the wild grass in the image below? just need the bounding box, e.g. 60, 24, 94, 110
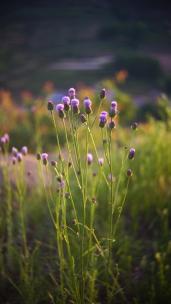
0, 88, 171, 303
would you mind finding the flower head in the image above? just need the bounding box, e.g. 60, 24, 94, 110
12, 156, 17, 165
68, 88, 76, 99
128, 148, 135, 160
62, 96, 70, 111
21, 146, 28, 156
56, 103, 65, 118
4, 133, 10, 143
41, 153, 48, 165
127, 168, 133, 177
71, 98, 80, 114
99, 111, 108, 128
84, 97, 92, 114
12, 147, 18, 157
87, 153, 93, 165
98, 158, 104, 166
17, 152, 23, 162
109, 101, 118, 118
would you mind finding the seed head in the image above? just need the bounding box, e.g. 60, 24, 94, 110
47, 100, 54, 111
100, 88, 106, 99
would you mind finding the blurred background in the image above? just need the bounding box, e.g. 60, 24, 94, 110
0, 0, 171, 148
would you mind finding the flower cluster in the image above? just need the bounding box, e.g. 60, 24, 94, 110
11, 145, 28, 164
99, 101, 118, 130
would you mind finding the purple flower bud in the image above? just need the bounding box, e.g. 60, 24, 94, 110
98, 158, 104, 166
41, 153, 48, 165
47, 100, 54, 111
108, 120, 115, 129
12, 156, 17, 165
17, 152, 23, 162
84, 97, 92, 114
127, 168, 133, 177
56, 103, 65, 118
109, 101, 118, 118
68, 88, 76, 99
62, 96, 70, 112
71, 98, 80, 114
111, 101, 117, 109
21, 146, 28, 156
100, 88, 106, 99
0, 137, 6, 145
99, 111, 108, 128
128, 148, 135, 160
4, 133, 10, 143
12, 147, 18, 157
51, 160, 57, 167
87, 153, 93, 165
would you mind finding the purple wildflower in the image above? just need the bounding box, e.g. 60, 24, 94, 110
41, 153, 48, 165
62, 96, 70, 112
108, 120, 115, 129
127, 169, 133, 177
12, 147, 18, 157
4, 133, 10, 143
17, 152, 23, 162
0, 137, 6, 145
56, 103, 65, 118
98, 158, 104, 166
68, 88, 76, 99
84, 97, 92, 114
128, 148, 135, 160
71, 98, 80, 114
87, 153, 93, 165
109, 101, 118, 118
12, 156, 17, 165
99, 111, 108, 128
21, 146, 28, 156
